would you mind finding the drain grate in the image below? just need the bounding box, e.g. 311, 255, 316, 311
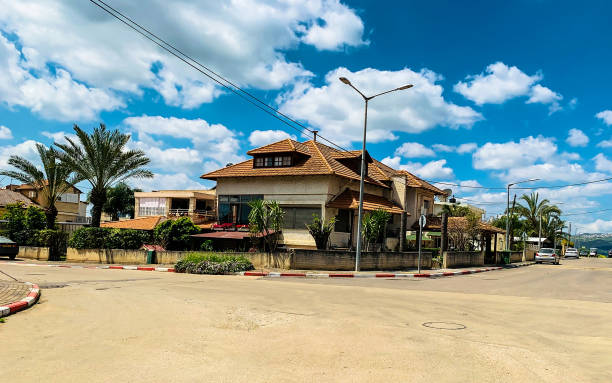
422, 322, 466, 330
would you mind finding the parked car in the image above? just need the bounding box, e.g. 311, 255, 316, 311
589, 248, 598, 257
535, 248, 560, 264
579, 248, 589, 257
608, 249, 612, 258
0, 236, 18, 260
564, 248, 579, 259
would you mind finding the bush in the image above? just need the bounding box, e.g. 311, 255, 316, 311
154, 217, 200, 250
1, 203, 47, 245
68, 227, 151, 249
174, 252, 254, 275
200, 239, 213, 251
36, 229, 68, 261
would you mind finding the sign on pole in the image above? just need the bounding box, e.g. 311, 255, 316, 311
418, 214, 426, 273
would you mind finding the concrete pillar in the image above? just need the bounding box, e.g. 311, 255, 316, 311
188, 197, 196, 213
134, 197, 140, 218
440, 213, 448, 253
399, 211, 406, 252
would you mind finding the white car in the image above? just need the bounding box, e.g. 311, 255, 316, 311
564, 248, 579, 259
535, 248, 560, 264
589, 248, 598, 257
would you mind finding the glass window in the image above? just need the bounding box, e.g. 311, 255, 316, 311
254, 157, 263, 167
274, 156, 283, 166
282, 156, 291, 166
264, 157, 273, 167
283, 207, 321, 229
334, 209, 351, 233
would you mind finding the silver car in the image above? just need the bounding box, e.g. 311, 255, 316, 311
535, 248, 560, 264
564, 248, 579, 259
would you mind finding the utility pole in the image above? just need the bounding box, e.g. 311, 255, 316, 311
506, 178, 540, 250
568, 222, 572, 246
339, 77, 413, 271
538, 211, 542, 249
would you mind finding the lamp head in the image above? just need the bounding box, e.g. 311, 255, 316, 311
398, 84, 414, 90
339, 77, 351, 85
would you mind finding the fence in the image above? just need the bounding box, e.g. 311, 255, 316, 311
291, 250, 431, 271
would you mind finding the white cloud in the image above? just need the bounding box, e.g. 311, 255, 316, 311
432, 144, 453, 152
41, 131, 77, 145
128, 172, 210, 192
596, 110, 612, 126
579, 219, 612, 234
394, 142, 435, 158
594, 153, 612, 173
454, 62, 562, 112
566, 128, 589, 147
0, 34, 123, 121
381, 156, 454, 180
457, 142, 477, 154
0, 125, 12, 139
248, 130, 296, 147
0, 0, 366, 115
473, 136, 557, 170
597, 139, 612, 148
0, 140, 40, 169
278, 67, 482, 145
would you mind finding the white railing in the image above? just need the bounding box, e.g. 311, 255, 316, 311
168, 209, 216, 221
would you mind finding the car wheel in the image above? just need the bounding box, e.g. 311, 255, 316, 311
8, 254, 16, 260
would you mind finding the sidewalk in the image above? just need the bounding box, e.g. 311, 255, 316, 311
0, 279, 41, 318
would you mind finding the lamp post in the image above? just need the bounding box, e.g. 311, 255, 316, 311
339, 77, 413, 271
505, 178, 540, 250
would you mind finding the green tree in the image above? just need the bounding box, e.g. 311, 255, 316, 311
153, 217, 200, 250
440, 204, 472, 217
514, 192, 561, 236
1, 203, 46, 245
361, 208, 391, 251
55, 124, 152, 227
0, 144, 75, 227
101, 182, 141, 221
248, 200, 285, 253
306, 214, 336, 250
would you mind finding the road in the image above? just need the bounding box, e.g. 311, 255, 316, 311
1, 258, 611, 382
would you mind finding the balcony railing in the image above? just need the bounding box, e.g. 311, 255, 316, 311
168, 209, 216, 223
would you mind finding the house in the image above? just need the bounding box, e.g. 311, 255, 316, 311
8, 183, 87, 222
134, 189, 216, 225
0, 188, 42, 214
201, 138, 448, 250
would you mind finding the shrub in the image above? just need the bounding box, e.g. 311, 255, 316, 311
200, 239, 213, 251
174, 252, 254, 275
36, 229, 68, 261
306, 214, 336, 250
154, 217, 200, 250
1, 203, 47, 245
68, 227, 151, 249
69, 227, 110, 249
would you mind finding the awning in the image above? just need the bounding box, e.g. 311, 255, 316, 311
326, 189, 405, 215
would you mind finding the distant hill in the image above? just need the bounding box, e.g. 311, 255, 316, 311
575, 233, 612, 254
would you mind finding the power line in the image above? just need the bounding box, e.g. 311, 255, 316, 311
431, 177, 612, 191
89, 0, 354, 155
561, 208, 612, 217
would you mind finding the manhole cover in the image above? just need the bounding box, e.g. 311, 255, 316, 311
38, 283, 68, 289
422, 322, 466, 330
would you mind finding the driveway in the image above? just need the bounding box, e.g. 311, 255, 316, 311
1, 258, 610, 382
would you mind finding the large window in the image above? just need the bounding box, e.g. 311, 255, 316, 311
139, 197, 166, 216
218, 195, 263, 224
254, 155, 292, 168
283, 207, 321, 229
334, 209, 352, 233
58, 193, 79, 203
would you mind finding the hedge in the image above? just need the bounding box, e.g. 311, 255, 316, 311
174, 252, 254, 275
68, 227, 151, 250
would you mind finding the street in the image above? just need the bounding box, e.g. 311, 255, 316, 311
1, 258, 611, 382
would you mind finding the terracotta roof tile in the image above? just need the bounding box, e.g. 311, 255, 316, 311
100, 216, 165, 231
0, 189, 41, 208
326, 189, 405, 215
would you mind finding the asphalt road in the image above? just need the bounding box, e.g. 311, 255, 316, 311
1, 258, 611, 382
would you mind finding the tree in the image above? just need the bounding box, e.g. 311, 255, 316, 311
447, 212, 481, 251
361, 209, 391, 251
101, 182, 141, 221
55, 124, 152, 227
306, 214, 336, 250
515, 192, 561, 236
0, 203, 46, 245
440, 204, 472, 217
153, 217, 200, 250
0, 144, 75, 228
248, 200, 285, 253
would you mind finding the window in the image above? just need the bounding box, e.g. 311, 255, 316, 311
139, 197, 166, 216
334, 209, 352, 233
59, 193, 78, 203
218, 195, 263, 224
253, 155, 292, 168
28, 191, 37, 199
283, 207, 321, 229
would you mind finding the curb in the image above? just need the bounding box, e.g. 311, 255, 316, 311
3, 262, 175, 273
0, 282, 41, 318
239, 262, 535, 279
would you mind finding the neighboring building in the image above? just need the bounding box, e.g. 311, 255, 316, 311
134, 189, 216, 224
201, 138, 447, 249
433, 200, 486, 220
0, 188, 42, 214
8, 183, 87, 222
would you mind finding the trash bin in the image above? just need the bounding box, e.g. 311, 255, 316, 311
146, 250, 155, 264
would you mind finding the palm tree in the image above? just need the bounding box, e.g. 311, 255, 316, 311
55, 124, 153, 227
515, 192, 561, 236
0, 144, 75, 228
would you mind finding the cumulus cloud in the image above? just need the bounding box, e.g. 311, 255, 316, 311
381, 156, 454, 180
454, 62, 562, 113
566, 128, 589, 147
394, 142, 435, 158
597, 139, 612, 148
579, 219, 612, 233
128, 172, 210, 192
473, 136, 557, 170
432, 142, 477, 154
0, 125, 12, 139
596, 110, 612, 125
0, 140, 40, 169
0, 0, 367, 116
248, 130, 296, 147
594, 153, 612, 173
278, 67, 482, 145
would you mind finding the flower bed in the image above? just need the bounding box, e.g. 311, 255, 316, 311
174, 252, 254, 274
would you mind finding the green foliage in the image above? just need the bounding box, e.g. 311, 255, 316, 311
361, 209, 391, 251
100, 182, 140, 220
1, 203, 47, 245
174, 252, 254, 274
36, 229, 69, 261
68, 227, 151, 249
200, 240, 213, 251
153, 217, 200, 250
440, 205, 472, 217
248, 199, 284, 252
306, 214, 336, 250
55, 124, 153, 227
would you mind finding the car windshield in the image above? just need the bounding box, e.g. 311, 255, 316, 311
539, 248, 554, 254
566, 249, 577, 252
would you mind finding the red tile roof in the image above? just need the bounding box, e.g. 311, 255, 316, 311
0, 189, 41, 208
326, 189, 405, 215
100, 216, 165, 231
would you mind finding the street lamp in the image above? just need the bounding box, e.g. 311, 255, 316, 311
505, 178, 540, 250
339, 77, 413, 271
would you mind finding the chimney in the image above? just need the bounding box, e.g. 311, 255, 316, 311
312, 130, 318, 142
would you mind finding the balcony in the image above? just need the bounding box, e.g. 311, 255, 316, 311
167, 208, 216, 223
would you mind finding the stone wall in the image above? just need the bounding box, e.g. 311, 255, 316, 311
510, 251, 524, 263
18, 246, 50, 261
443, 251, 484, 268
66, 248, 149, 264
291, 249, 431, 271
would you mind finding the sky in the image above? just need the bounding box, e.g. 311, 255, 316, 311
0, 0, 611, 233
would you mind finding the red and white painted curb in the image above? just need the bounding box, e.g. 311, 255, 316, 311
3, 262, 175, 273
0, 282, 41, 318
238, 263, 534, 279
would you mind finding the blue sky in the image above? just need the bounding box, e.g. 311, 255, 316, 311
1, 0, 611, 232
